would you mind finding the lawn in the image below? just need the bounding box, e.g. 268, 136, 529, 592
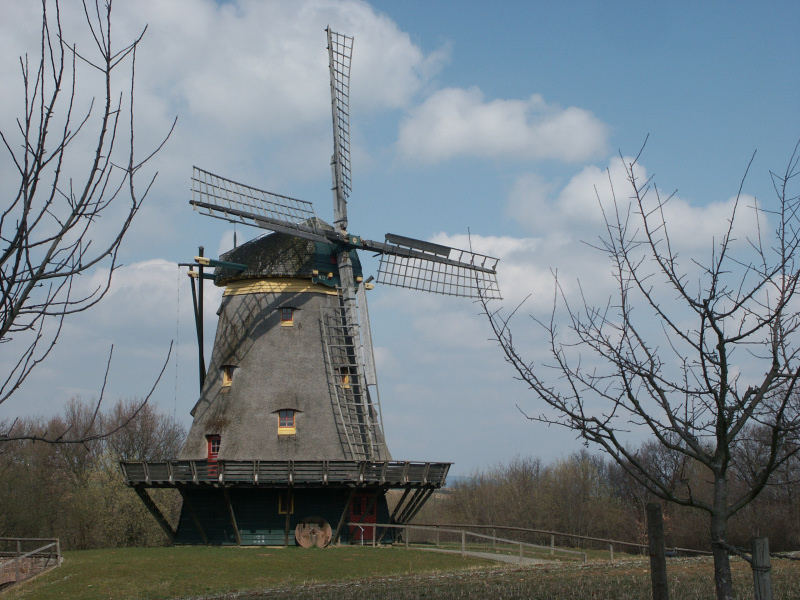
6, 546, 800, 599
281, 557, 799, 600
5, 546, 492, 600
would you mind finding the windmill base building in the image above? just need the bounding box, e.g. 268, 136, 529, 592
122, 230, 453, 546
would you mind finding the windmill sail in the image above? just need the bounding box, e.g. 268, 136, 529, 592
191, 167, 327, 243
364, 234, 502, 299
326, 27, 353, 227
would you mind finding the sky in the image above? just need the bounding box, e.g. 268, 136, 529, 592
1, 0, 799, 476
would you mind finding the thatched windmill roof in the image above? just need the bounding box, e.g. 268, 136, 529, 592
213, 219, 363, 286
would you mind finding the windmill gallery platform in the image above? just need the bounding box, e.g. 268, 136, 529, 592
121, 460, 449, 545
121, 27, 500, 547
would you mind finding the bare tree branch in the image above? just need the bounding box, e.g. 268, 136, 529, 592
482, 140, 800, 600
0, 0, 174, 419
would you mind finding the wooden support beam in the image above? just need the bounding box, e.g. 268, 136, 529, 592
179, 488, 208, 545
389, 487, 412, 522
396, 488, 429, 524
332, 487, 358, 545
133, 486, 176, 543
283, 488, 293, 547
401, 488, 435, 524
223, 488, 242, 546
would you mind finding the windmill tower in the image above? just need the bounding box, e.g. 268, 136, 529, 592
121, 28, 501, 547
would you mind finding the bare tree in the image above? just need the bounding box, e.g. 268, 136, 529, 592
0, 0, 175, 438
483, 141, 800, 600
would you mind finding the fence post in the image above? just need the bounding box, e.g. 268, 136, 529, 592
436, 526, 440, 548
519, 541, 523, 564
752, 537, 772, 600
372, 525, 376, 548
492, 528, 496, 552
646, 503, 669, 600
550, 534, 555, 556
405, 526, 409, 549
15, 540, 21, 583
609, 543, 614, 562
461, 530, 465, 557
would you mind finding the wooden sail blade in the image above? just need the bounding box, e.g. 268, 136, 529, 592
326, 28, 353, 221
190, 166, 327, 243
364, 234, 502, 299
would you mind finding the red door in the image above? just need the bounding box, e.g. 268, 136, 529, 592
206, 435, 220, 478
348, 492, 377, 542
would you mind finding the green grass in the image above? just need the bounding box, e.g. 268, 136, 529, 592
233, 557, 800, 599
6, 547, 800, 599
5, 546, 493, 600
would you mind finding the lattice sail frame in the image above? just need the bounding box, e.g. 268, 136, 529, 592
377, 237, 502, 299
191, 167, 321, 235
326, 29, 353, 203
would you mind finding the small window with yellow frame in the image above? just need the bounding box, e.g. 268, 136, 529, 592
278, 409, 296, 435
280, 307, 294, 326
221, 365, 236, 387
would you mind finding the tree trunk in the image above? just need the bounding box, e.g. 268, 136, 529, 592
711, 477, 734, 600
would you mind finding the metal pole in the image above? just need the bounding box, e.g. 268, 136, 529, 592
15, 540, 21, 582
372, 525, 376, 547
436, 526, 440, 547
609, 543, 614, 562
461, 530, 465, 557
519, 541, 523, 564
405, 526, 409, 548
197, 246, 205, 388
551, 534, 555, 556
492, 528, 496, 552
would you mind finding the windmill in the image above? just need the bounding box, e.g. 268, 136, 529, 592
121, 28, 501, 547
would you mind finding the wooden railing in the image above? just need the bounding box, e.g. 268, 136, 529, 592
120, 459, 451, 488
0, 538, 61, 588
411, 523, 712, 559
346, 522, 587, 563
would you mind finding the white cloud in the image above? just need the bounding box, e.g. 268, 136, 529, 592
397, 88, 608, 163
112, 0, 443, 137
508, 156, 763, 260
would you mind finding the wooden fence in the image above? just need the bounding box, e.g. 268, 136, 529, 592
0, 538, 62, 589
412, 522, 712, 560
347, 522, 587, 564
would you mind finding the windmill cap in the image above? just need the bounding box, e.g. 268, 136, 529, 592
214, 220, 363, 286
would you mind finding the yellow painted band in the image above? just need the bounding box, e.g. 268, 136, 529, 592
223, 278, 338, 297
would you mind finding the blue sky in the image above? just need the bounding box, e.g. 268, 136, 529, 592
1, 0, 798, 475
